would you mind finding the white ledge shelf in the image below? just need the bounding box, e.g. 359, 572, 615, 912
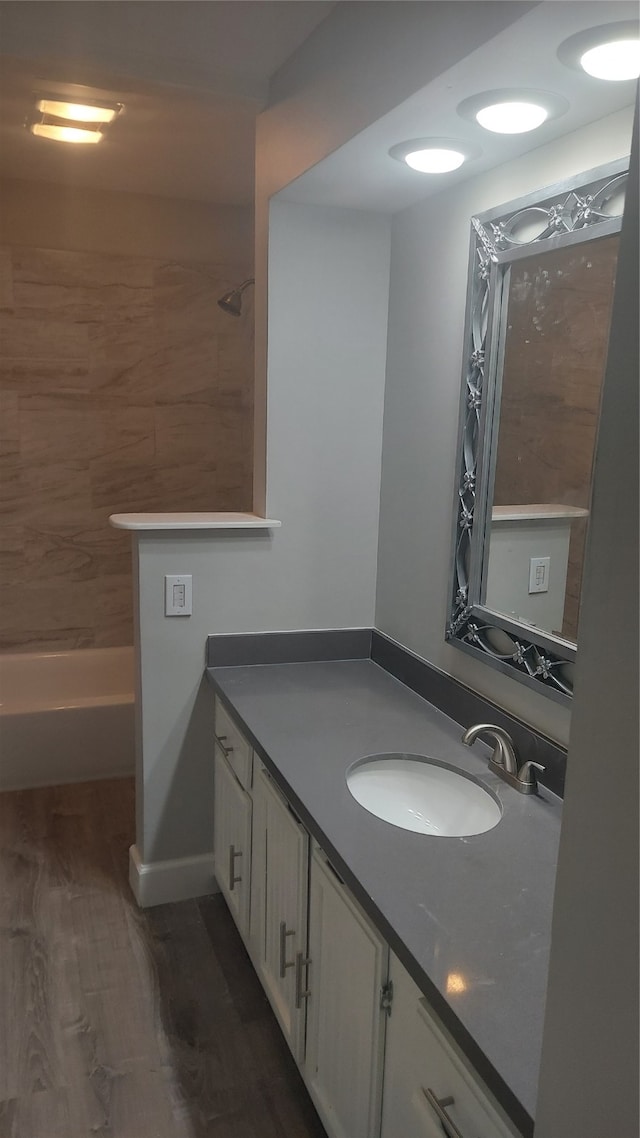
109, 512, 282, 531
492, 504, 589, 523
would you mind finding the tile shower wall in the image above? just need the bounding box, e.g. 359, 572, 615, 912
0, 244, 254, 651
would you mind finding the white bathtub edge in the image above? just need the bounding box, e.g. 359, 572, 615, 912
128, 844, 219, 908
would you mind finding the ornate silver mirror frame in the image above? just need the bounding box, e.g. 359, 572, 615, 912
446, 157, 628, 706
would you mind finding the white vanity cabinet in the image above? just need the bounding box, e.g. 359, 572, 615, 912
381, 953, 520, 1138
213, 709, 252, 941
212, 698, 524, 1138
250, 763, 309, 1063
305, 843, 389, 1138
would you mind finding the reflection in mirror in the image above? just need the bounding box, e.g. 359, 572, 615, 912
447, 159, 627, 705
485, 236, 619, 641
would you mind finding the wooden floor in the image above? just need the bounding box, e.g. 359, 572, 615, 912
0, 778, 327, 1138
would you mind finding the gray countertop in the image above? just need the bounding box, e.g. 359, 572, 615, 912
207, 658, 562, 1134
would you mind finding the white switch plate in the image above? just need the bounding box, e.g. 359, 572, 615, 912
529, 556, 550, 594
164, 574, 192, 616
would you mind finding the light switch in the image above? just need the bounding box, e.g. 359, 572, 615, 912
164, 574, 192, 616
529, 557, 550, 594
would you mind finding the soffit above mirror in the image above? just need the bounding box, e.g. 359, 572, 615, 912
278, 1, 638, 213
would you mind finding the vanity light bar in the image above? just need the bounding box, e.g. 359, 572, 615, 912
28, 97, 123, 144
36, 98, 121, 123
31, 122, 103, 144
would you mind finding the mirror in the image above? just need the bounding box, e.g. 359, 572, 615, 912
447, 159, 627, 705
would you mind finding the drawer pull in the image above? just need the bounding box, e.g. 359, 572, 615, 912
294, 951, 311, 1009
279, 920, 296, 978
423, 1088, 466, 1138
215, 733, 234, 758
228, 844, 242, 891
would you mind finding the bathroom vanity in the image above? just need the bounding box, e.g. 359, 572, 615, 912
207, 653, 563, 1138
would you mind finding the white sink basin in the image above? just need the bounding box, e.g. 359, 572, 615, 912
346, 754, 502, 837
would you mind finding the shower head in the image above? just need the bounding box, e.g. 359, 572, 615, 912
217, 278, 255, 316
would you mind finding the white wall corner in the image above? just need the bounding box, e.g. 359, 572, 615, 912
128, 844, 219, 908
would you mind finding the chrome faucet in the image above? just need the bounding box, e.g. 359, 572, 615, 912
461, 723, 544, 795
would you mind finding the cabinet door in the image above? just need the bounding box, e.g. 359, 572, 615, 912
305, 845, 388, 1138
381, 954, 520, 1138
252, 767, 309, 1064
213, 747, 252, 939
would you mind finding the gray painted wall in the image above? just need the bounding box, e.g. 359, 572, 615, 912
375, 107, 634, 746
534, 101, 639, 1138
252, 0, 532, 510
135, 201, 390, 862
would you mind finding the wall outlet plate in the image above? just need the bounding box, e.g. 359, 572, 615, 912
529, 557, 550, 594
165, 574, 192, 616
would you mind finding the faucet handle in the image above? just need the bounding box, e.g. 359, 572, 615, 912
516, 760, 545, 790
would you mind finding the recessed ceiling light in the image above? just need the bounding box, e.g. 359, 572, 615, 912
458, 89, 568, 135
36, 98, 121, 124
389, 138, 480, 174
30, 122, 103, 144
476, 102, 548, 134
558, 21, 640, 81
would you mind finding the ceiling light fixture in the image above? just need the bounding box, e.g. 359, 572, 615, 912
558, 21, 640, 81
389, 138, 480, 174
31, 122, 103, 144
28, 96, 123, 144
36, 98, 120, 124
457, 89, 568, 135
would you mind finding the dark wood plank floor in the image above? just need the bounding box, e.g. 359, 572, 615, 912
0, 778, 327, 1138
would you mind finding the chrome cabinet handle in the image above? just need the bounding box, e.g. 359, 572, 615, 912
215, 733, 234, 758
294, 951, 311, 1009
279, 920, 296, 978
423, 1088, 466, 1138
228, 844, 242, 891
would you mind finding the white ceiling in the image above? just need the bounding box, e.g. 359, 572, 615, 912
0, 0, 335, 205
279, 1, 638, 214
0, 2, 636, 211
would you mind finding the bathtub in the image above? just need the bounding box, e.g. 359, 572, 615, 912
0, 646, 135, 792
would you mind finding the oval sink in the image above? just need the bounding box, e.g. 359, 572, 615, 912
346, 753, 502, 837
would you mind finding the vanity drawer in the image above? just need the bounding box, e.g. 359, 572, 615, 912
382, 955, 519, 1138
215, 698, 252, 790
412, 995, 517, 1138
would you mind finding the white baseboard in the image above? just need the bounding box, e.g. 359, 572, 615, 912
128, 844, 219, 908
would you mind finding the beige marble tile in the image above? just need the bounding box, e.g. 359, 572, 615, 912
0, 312, 90, 360
12, 279, 153, 324
0, 627, 95, 653
93, 617, 134, 650
0, 356, 88, 395
0, 246, 255, 653
0, 455, 22, 517
91, 573, 134, 646
89, 460, 162, 513
12, 247, 154, 290
0, 390, 19, 456
21, 462, 92, 524
0, 578, 96, 645
19, 393, 92, 465
153, 260, 221, 308
153, 402, 224, 464
91, 403, 155, 464
0, 247, 13, 309
149, 331, 221, 406
218, 331, 254, 376
0, 524, 23, 585
20, 517, 129, 583
87, 320, 156, 403
153, 458, 217, 507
